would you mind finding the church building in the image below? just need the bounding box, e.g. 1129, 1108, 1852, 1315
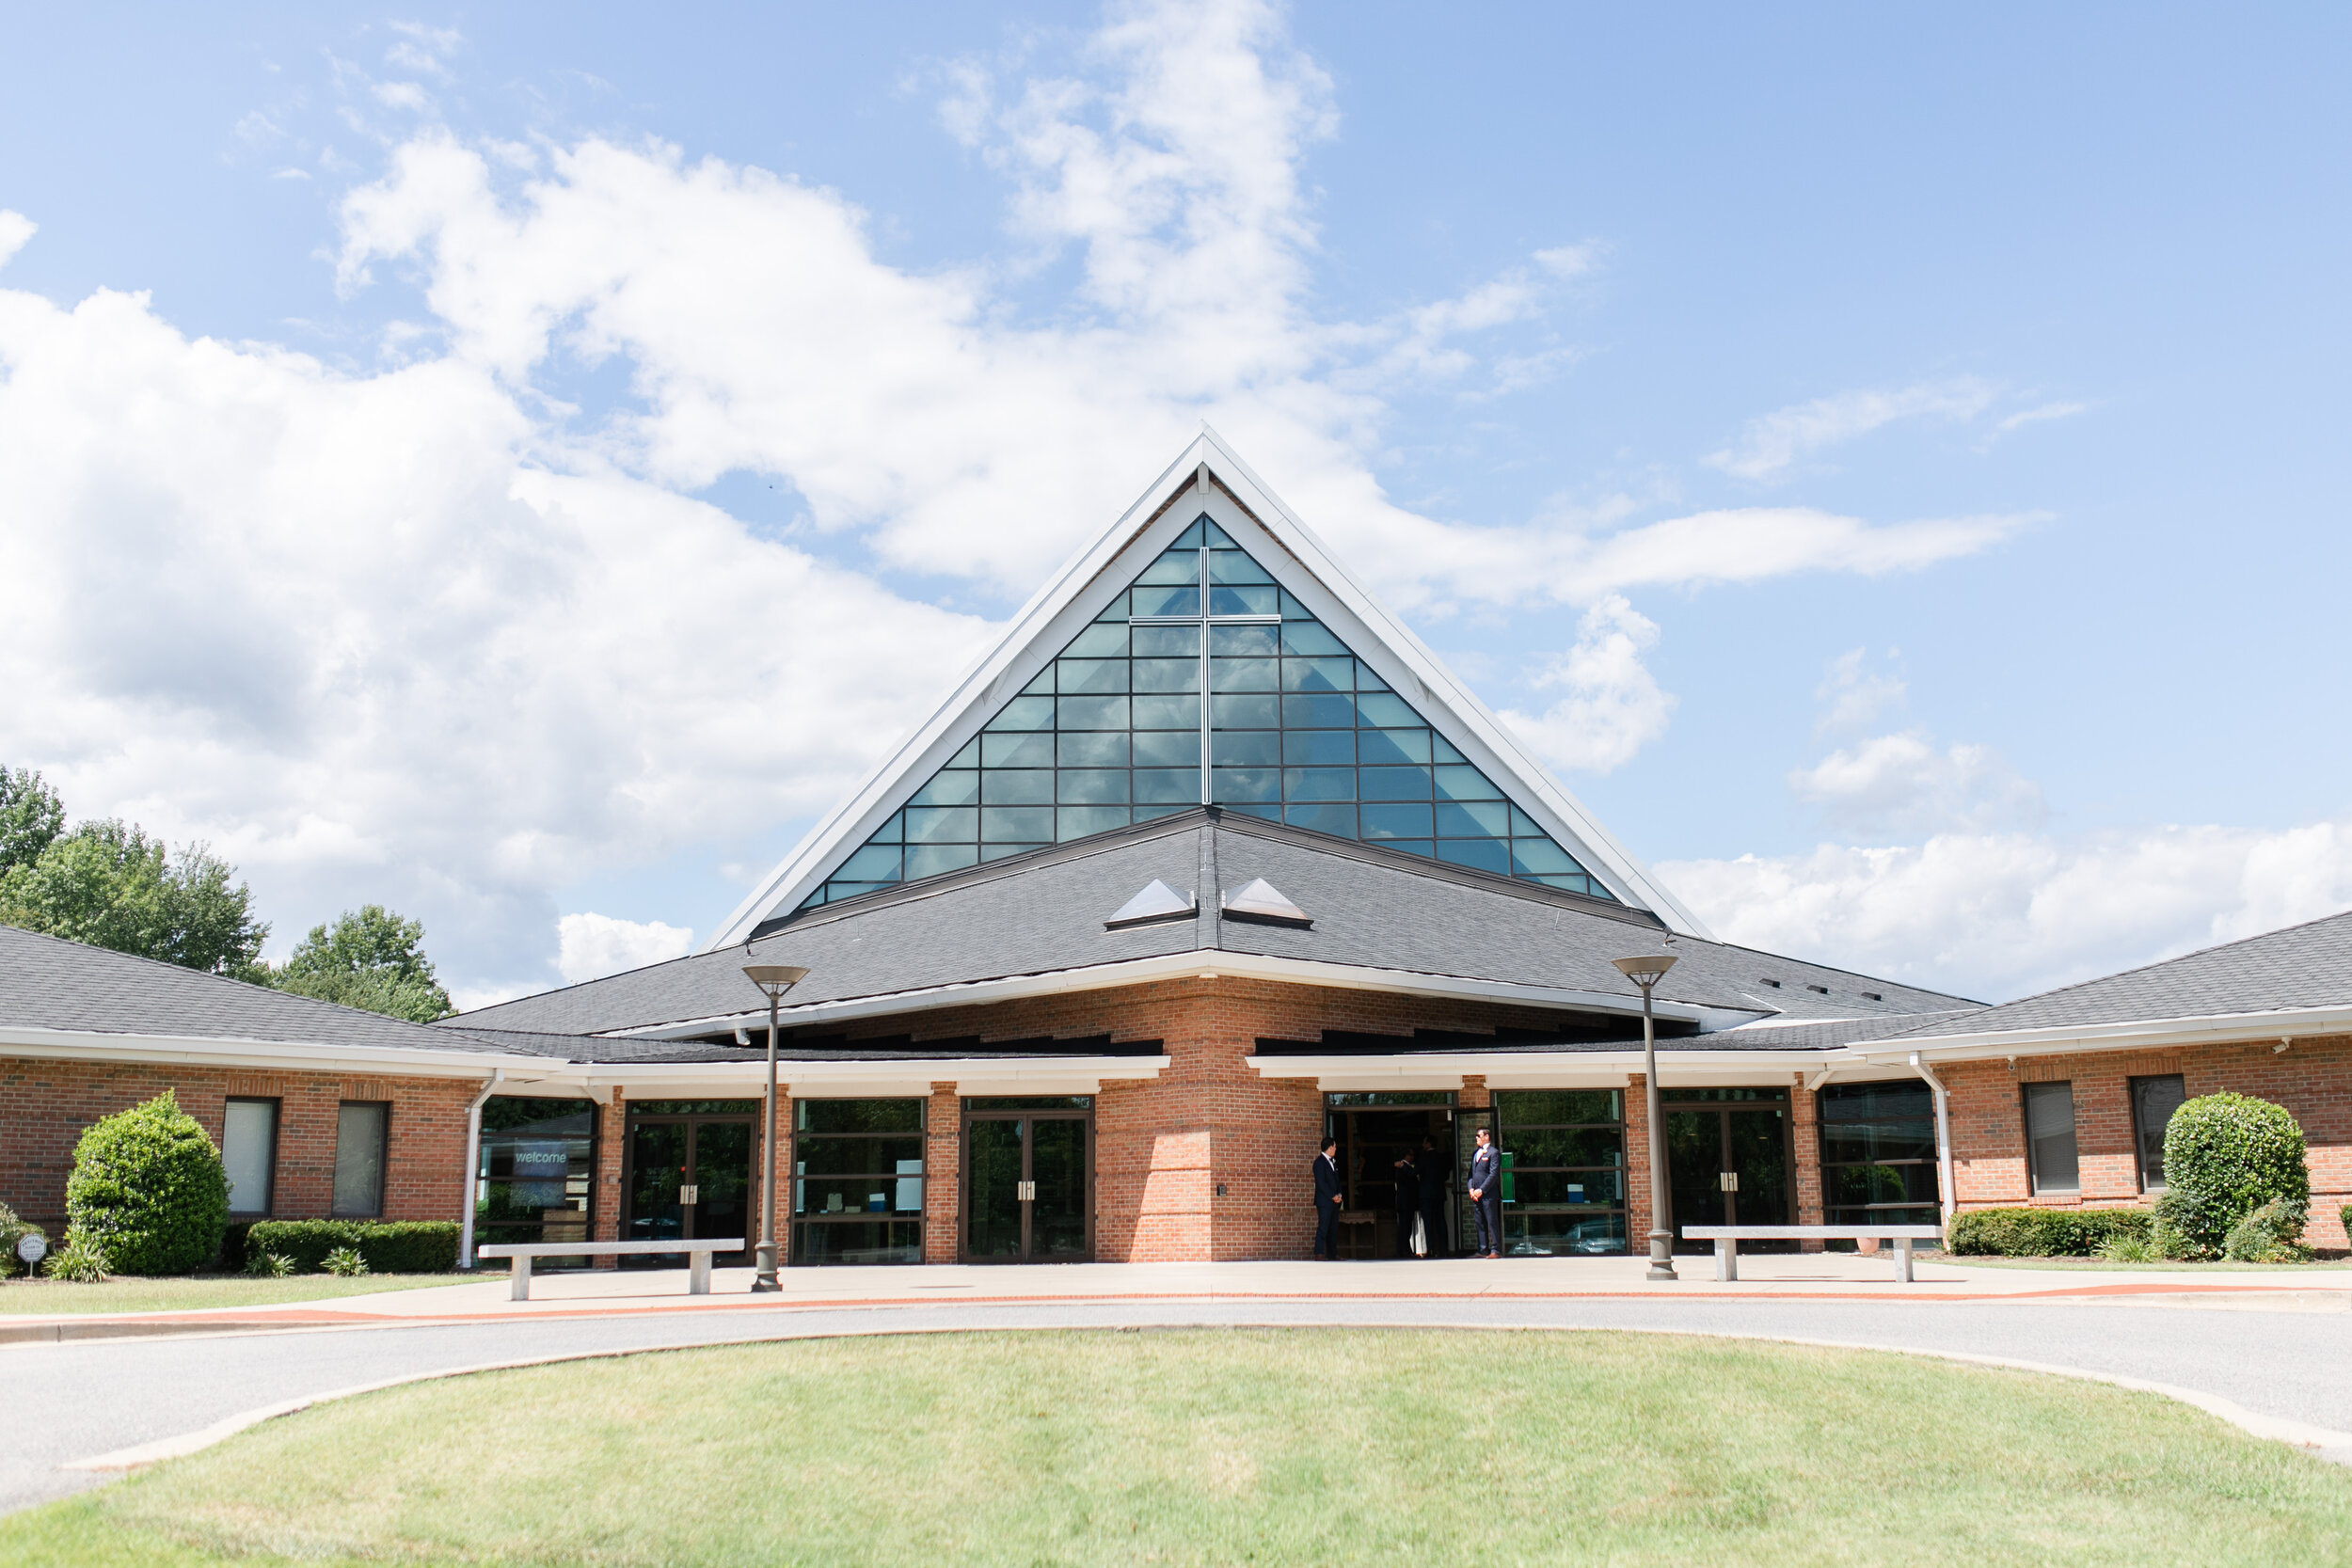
4, 434, 2347, 1263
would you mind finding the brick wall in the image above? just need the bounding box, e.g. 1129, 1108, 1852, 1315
0, 1055, 479, 1237
1942, 1033, 2352, 1249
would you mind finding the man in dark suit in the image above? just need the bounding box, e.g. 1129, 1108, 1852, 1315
1417, 1133, 1450, 1259
1467, 1125, 1502, 1259
1312, 1133, 1343, 1259
1391, 1146, 1422, 1257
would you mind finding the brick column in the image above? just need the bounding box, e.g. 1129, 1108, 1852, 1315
1625, 1072, 1652, 1250
763, 1086, 790, 1265
1791, 1071, 1825, 1248
1459, 1074, 1489, 1110
924, 1083, 961, 1263
593, 1087, 626, 1268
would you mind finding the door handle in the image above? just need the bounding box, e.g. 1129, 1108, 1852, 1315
680, 1184, 699, 1205
1718, 1172, 1739, 1193
1017, 1180, 1037, 1202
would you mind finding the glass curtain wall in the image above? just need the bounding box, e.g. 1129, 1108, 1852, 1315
476, 1098, 596, 1258
800, 517, 1612, 909
792, 1099, 925, 1264
1818, 1082, 1940, 1233
1493, 1090, 1629, 1256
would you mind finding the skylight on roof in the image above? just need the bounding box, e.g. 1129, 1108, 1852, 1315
1221, 878, 1311, 927
1104, 879, 1196, 930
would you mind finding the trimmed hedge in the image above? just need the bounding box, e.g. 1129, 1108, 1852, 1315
1946, 1206, 2153, 1257
65, 1090, 230, 1275
2159, 1093, 2308, 1254
241, 1220, 460, 1275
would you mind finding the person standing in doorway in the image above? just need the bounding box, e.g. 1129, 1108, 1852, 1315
1417, 1133, 1450, 1259
1391, 1146, 1422, 1258
1312, 1133, 1343, 1260
1468, 1125, 1502, 1259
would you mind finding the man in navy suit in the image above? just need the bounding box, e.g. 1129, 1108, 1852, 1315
1467, 1125, 1502, 1259
1312, 1133, 1343, 1259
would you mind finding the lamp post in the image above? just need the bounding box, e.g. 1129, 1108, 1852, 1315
1611, 953, 1679, 1282
741, 962, 811, 1292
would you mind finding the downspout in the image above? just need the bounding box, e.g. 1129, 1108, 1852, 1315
459, 1069, 502, 1268
1908, 1053, 1956, 1228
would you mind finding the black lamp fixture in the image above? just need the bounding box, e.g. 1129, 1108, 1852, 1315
742, 962, 811, 1292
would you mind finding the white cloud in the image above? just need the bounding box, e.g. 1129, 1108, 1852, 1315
557, 911, 693, 984
1498, 595, 1677, 774
1789, 731, 2045, 837
1661, 820, 2352, 1004
0, 211, 34, 268
1994, 400, 2088, 435
1815, 647, 1906, 735
1708, 377, 2001, 482
0, 0, 2026, 993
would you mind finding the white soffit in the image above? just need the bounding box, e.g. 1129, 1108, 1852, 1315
707, 428, 1712, 947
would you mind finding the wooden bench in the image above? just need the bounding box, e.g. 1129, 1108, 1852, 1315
1681, 1225, 1945, 1283
473, 1239, 744, 1302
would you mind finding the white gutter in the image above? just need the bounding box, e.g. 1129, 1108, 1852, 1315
0, 1026, 565, 1078
458, 1070, 502, 1268
1910, 1052, 1956, 1227
1247, 1047, 1842, 1087
609, 949, 1739, 1040
1845, 1003, 2352, 1060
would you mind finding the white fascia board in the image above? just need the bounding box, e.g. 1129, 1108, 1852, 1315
1248, 1049, 1830, 1085
1190, 426, 1713, 939
579, 1055, 1169, 1099
1837, 1004, 2352, 1064
609, 948, 1723, 1041
0, 1027, 566, 1081
707, 440, 1220, 948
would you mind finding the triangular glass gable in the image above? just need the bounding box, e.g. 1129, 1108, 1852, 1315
797, 517, 1615, 911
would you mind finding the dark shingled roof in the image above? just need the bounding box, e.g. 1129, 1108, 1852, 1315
448, 811, 1979, 1039
0, 922, 487, 1053
450, 1026, 1163, 1066
1888, 909, 2352, 1039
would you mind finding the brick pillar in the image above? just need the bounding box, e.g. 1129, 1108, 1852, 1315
1625, 1072, 1652, 1249
593, 1087, 626, 1268
763, 1086, 790, 1265
924, 1083, 960, 1263
1459, 1074, 1489, 1110
1791, 1071, 1825, 1248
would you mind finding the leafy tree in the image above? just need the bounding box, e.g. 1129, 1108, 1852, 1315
0, 766, 65, 874
64, 1090, 230, 1275
0, 820, 269, 978
268, 904, 453, 1023
2154, 1091, 2310, 1257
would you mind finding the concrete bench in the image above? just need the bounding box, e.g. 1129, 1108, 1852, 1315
1681, 1225, 1945, 1283
473, 1239, 744, 1302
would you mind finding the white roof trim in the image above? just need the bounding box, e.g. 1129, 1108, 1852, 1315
1248, 1050, 1832, 1084
707, 429, 1711, 947
614, 947, 1745, 1039
1841, 1003, 2352, 1061
0, 1026, 557, 1079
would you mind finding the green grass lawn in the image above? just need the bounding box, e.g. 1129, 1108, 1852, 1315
7, 1329, 2352, 1566
0, 1274, 468, 1314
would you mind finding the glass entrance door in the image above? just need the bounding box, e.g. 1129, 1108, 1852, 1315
624, 1108, 757, 1266
1661, 1091, 1795, 1253
961, 1099, 1094, 1262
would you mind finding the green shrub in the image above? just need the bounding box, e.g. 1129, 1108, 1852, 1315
0, 1201, 46, 1278
1945, 1206, 2153, 1257
2342, 1203, 2351, 1254
246, 1251, 295, 1278
2098, 1228, 2160, 1263
2159, 1092, 2309, 1254
321, 1246, 372, 1277
220, 1220, 254, 1272
241, 1220, 459, 1275
63, 1090, 229, 1275
2221, 1196, 2312, 1263
44, 1235, 110, 1281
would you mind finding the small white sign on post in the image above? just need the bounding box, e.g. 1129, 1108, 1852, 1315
15, 1233, 48, 1272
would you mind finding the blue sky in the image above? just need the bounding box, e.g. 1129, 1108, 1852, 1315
1, 2, 2347, 1005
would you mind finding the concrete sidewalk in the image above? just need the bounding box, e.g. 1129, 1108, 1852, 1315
7, 1254, 2346, 1339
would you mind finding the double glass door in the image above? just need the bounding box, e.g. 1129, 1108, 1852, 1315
1663, 1092, 1793, 1252
625, 1111, 755, 1266
963, 1100, 1092, 1262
